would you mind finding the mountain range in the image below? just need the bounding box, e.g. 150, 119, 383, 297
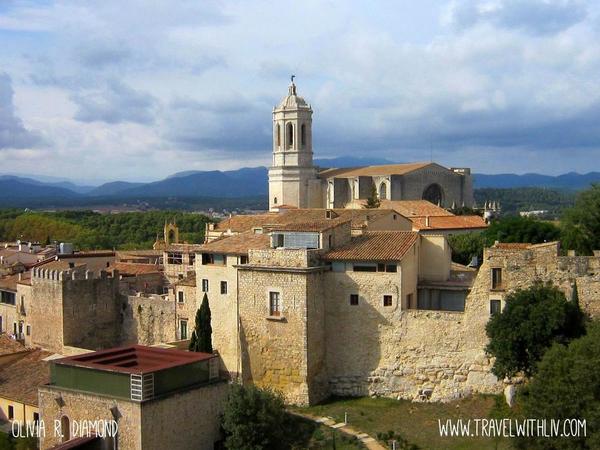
1, 157, 599, 207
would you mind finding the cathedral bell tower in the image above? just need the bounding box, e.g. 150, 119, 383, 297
268, 77, 318, 211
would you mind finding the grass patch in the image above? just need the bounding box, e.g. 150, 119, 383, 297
292, 395, 511, 450
287, 414, 366, 449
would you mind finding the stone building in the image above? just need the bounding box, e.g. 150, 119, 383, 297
268, 79, 474, 211
38, 345, 225, 450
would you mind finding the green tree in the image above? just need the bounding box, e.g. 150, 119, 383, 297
448, 232, 485, 265
221, 384, 289, 450
516, 322, 600, 450
483, 216, 560, 246
189, 293, 212, 353
365, 185, 380, 209
485, 282, 586, 378
561, 184, 600, 255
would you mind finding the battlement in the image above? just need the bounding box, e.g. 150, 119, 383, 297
31, 267, 120, 282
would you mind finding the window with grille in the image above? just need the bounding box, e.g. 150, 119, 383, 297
269, 292, 281, 316
383, 295, 393, 307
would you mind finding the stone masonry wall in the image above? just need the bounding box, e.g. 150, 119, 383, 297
237, 268, 315, 405
122, 294, 175, 346
140, 382, 228, 450
38, 386, 141, 450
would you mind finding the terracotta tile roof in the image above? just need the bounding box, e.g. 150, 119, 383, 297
0, 349, 52, 406
271, 217, 351, 232
199, 233, 270, 255
0, 274, 19, 291
323, 231, 418, 261
0, 334, 27, 356
318, 162, 433, 178
213, 213, 279, 232
411, 215, 488, 230
214, 209, 398, 233
165, 243, 205, 252
381, 200, 454, 217
109, 262, 162, 276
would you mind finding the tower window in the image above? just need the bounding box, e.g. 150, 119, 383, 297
286, 122, 293, 147
301, 124, 306, 147
274, 197, 278, 204
276, 123, 281, 147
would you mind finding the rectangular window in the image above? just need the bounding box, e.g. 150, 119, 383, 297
189, 253, 196, 266
240, 255, 249, 264
328, 234, 333, 248
383, 295, 393, 307
177, 291, 184, 303
269, 292, 281, 317
202, 279, 209, 292
386, 264, 397, 273
491, 268, 503, 290
179, 320, 188, 340
167, 252, 183, 265
26, 325, 31, 336
8, 405, 13, 420
220, 281, 228, 295
349, 294, 359, 306
353, 264, 377, 272
377, 263, 385, 272
490, 299, 502, 315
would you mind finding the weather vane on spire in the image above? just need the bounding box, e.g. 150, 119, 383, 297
291, 74, 295, 83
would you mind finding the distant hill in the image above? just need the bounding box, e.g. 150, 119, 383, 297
473, 172, 600, 190
115, 167, 269, 198
88, 181, 145, 196
0, 179, 82, 199
1, 163, 599, 209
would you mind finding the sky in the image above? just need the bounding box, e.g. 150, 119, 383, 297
1, 0, 600, 184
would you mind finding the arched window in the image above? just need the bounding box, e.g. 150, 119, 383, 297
422, 183, 444, 205
286, 123, 293, 147
301, 124, 306, 147
61, 416, 70, 442
379, 182, 387, 200
273, 197, 278, 204
275, 124, 281, 147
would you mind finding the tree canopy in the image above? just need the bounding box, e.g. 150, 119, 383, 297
516, 322, 600, 450
561, 184, 600, 255
189, 293, 212, 353
221, 384, 289, 450
485, 282, 586, 378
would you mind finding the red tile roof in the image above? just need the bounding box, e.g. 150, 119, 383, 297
109, 262, 162, 276
199, 233, 271, 255
0, 349, 52, 405
323, 231, 418, 261
54, 345, 215, 375
318, 162, 432, 178
381, 200, 454, 217
411, 215, 487, 230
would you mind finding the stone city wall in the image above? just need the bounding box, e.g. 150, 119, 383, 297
122, 293, 176, 346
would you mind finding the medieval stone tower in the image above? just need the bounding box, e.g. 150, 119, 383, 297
268, 77, 320, 211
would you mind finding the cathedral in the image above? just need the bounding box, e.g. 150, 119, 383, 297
268, 79, 474, 211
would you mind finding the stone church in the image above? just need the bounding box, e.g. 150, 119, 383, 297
268, 79, 474, 211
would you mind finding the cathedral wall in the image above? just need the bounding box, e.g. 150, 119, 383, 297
400, 167, 468, 207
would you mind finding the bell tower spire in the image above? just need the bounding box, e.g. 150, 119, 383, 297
268, 77, 317, 211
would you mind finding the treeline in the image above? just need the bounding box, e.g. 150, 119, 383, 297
474, 187, 576, 216
451, 184, 600, 264
0, 210, 212, 250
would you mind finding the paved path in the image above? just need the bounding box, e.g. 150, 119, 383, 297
288, 410, 387, 450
